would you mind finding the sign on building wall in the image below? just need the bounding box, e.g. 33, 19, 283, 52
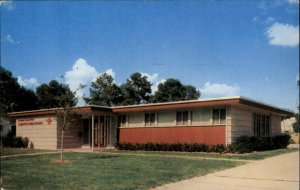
17, 116, 53, 126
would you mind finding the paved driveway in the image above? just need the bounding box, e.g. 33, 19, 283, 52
154, 151, 299, 190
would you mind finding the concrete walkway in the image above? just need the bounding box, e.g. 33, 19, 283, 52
0, 151, 59, 158
154, 151, 299, 190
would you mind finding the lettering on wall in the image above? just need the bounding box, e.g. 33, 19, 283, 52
47, 116, 52, 125
18, 117, 53, 126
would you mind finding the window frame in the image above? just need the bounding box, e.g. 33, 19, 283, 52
212, 108, 226, 125
144, 112, 156, 127
253, 113, 270, 137
118, 114, 127, 128
176, 111, 189, 126
191, 109, 211, 125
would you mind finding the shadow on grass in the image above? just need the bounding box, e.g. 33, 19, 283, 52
87, 155, 120, 160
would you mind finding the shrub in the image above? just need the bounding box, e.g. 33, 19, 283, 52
13, 137, 24, 148
210, 144, 227, 153
29, 142, 34, 149
2, 130, 15, 147
2, 130, 30, 148
250, 136, 273, 151
22, 137, 29, 148
272, 134, 291, 149
117, 134, 291, 153
232, 136, 253, 153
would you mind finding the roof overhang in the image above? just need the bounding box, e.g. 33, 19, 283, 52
112, 97, 240, 113
112, 96, 294, 116
8, 105, 112, 118
8, 96, 294, 118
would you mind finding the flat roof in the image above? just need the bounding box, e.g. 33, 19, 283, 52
8, 96, 294, 117
8, 105, 112, 117
112, 96, 293, 115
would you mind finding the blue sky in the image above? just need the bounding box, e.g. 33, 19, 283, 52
1, 0, 299, 111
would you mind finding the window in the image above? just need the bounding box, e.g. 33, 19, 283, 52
117, 115, 127, 128
212, 108, 226, 125
192, 109, 210, 125
145, 113, 155, 126
176, 111, 188, 125
157, 112, 173, 126
253, 113, 270, 137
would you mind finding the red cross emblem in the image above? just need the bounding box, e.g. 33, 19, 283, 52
47, 116, 52, 125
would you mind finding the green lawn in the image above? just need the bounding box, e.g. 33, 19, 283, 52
1, 148, 55, 156
1, 148, 298, 189
1, 152, 242, 190
104, 148, 299, 160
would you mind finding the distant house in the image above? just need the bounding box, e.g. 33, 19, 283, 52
8, 96, 293, 150
281, 117, 296, 133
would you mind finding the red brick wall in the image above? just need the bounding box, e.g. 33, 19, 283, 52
119, 126, 226, 145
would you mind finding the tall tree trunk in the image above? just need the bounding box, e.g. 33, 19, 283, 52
60, 128, 64, 162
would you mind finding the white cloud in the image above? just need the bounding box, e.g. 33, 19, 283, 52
266, 23, 299, 47
252, 17, 258, 22
258, 1, 267, 10
17, 76, 39, 88
5, 35, 14, 43
64, 58, 116, 106
1, 34, 19, 44
141, 72, 165, 93
199, 82, 240, 98
141, 73, 159, 83
265, 17, 275, 24
0, 1, 15, 11
104, 69, 115, 79
288, 0, 299, 4
64, 58, 99, 105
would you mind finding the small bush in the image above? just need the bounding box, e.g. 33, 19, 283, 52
13, 137, 24, 148
30, 142, 34, 149
232, 136, 253, 153
250, 136, 273, 151
2, 130, 30, 148
272, 134, 291, 149
210, 144, 227, 153
22, 137, 29, 148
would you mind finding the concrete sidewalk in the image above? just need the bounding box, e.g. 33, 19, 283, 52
154, 151, 299, 190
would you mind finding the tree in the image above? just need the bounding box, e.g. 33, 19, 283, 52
184, 85, 201, 100
85, 73, 123, 106
152, 78, 200, 102
55, 85, 84, 162
0, 66, 39, 113
56, 105, 79, 162
36, 80, 77, 109
121, 72, 152, 105
0, 66, 39, 147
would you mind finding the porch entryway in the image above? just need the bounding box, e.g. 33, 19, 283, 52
81, 114, 115, 151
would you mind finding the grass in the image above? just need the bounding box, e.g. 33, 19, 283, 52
1, 148, 55, 156
104, 148, 299, 160
1, 152, 242, 190
1, 148, 297, 189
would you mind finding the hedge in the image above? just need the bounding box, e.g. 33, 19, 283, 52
117, 134, 291, 153
2, 130, 29, 148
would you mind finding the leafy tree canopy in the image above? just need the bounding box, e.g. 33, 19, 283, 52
151, 78, 200, 103
85, 73, 123, 106
36, 80, 77, 108
0, 66, 39, 113
121, 72, 152, 105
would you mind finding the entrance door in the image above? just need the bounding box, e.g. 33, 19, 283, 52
93, 116, 110, 147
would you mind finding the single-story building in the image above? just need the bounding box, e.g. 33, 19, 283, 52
8, 96, 293, 150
